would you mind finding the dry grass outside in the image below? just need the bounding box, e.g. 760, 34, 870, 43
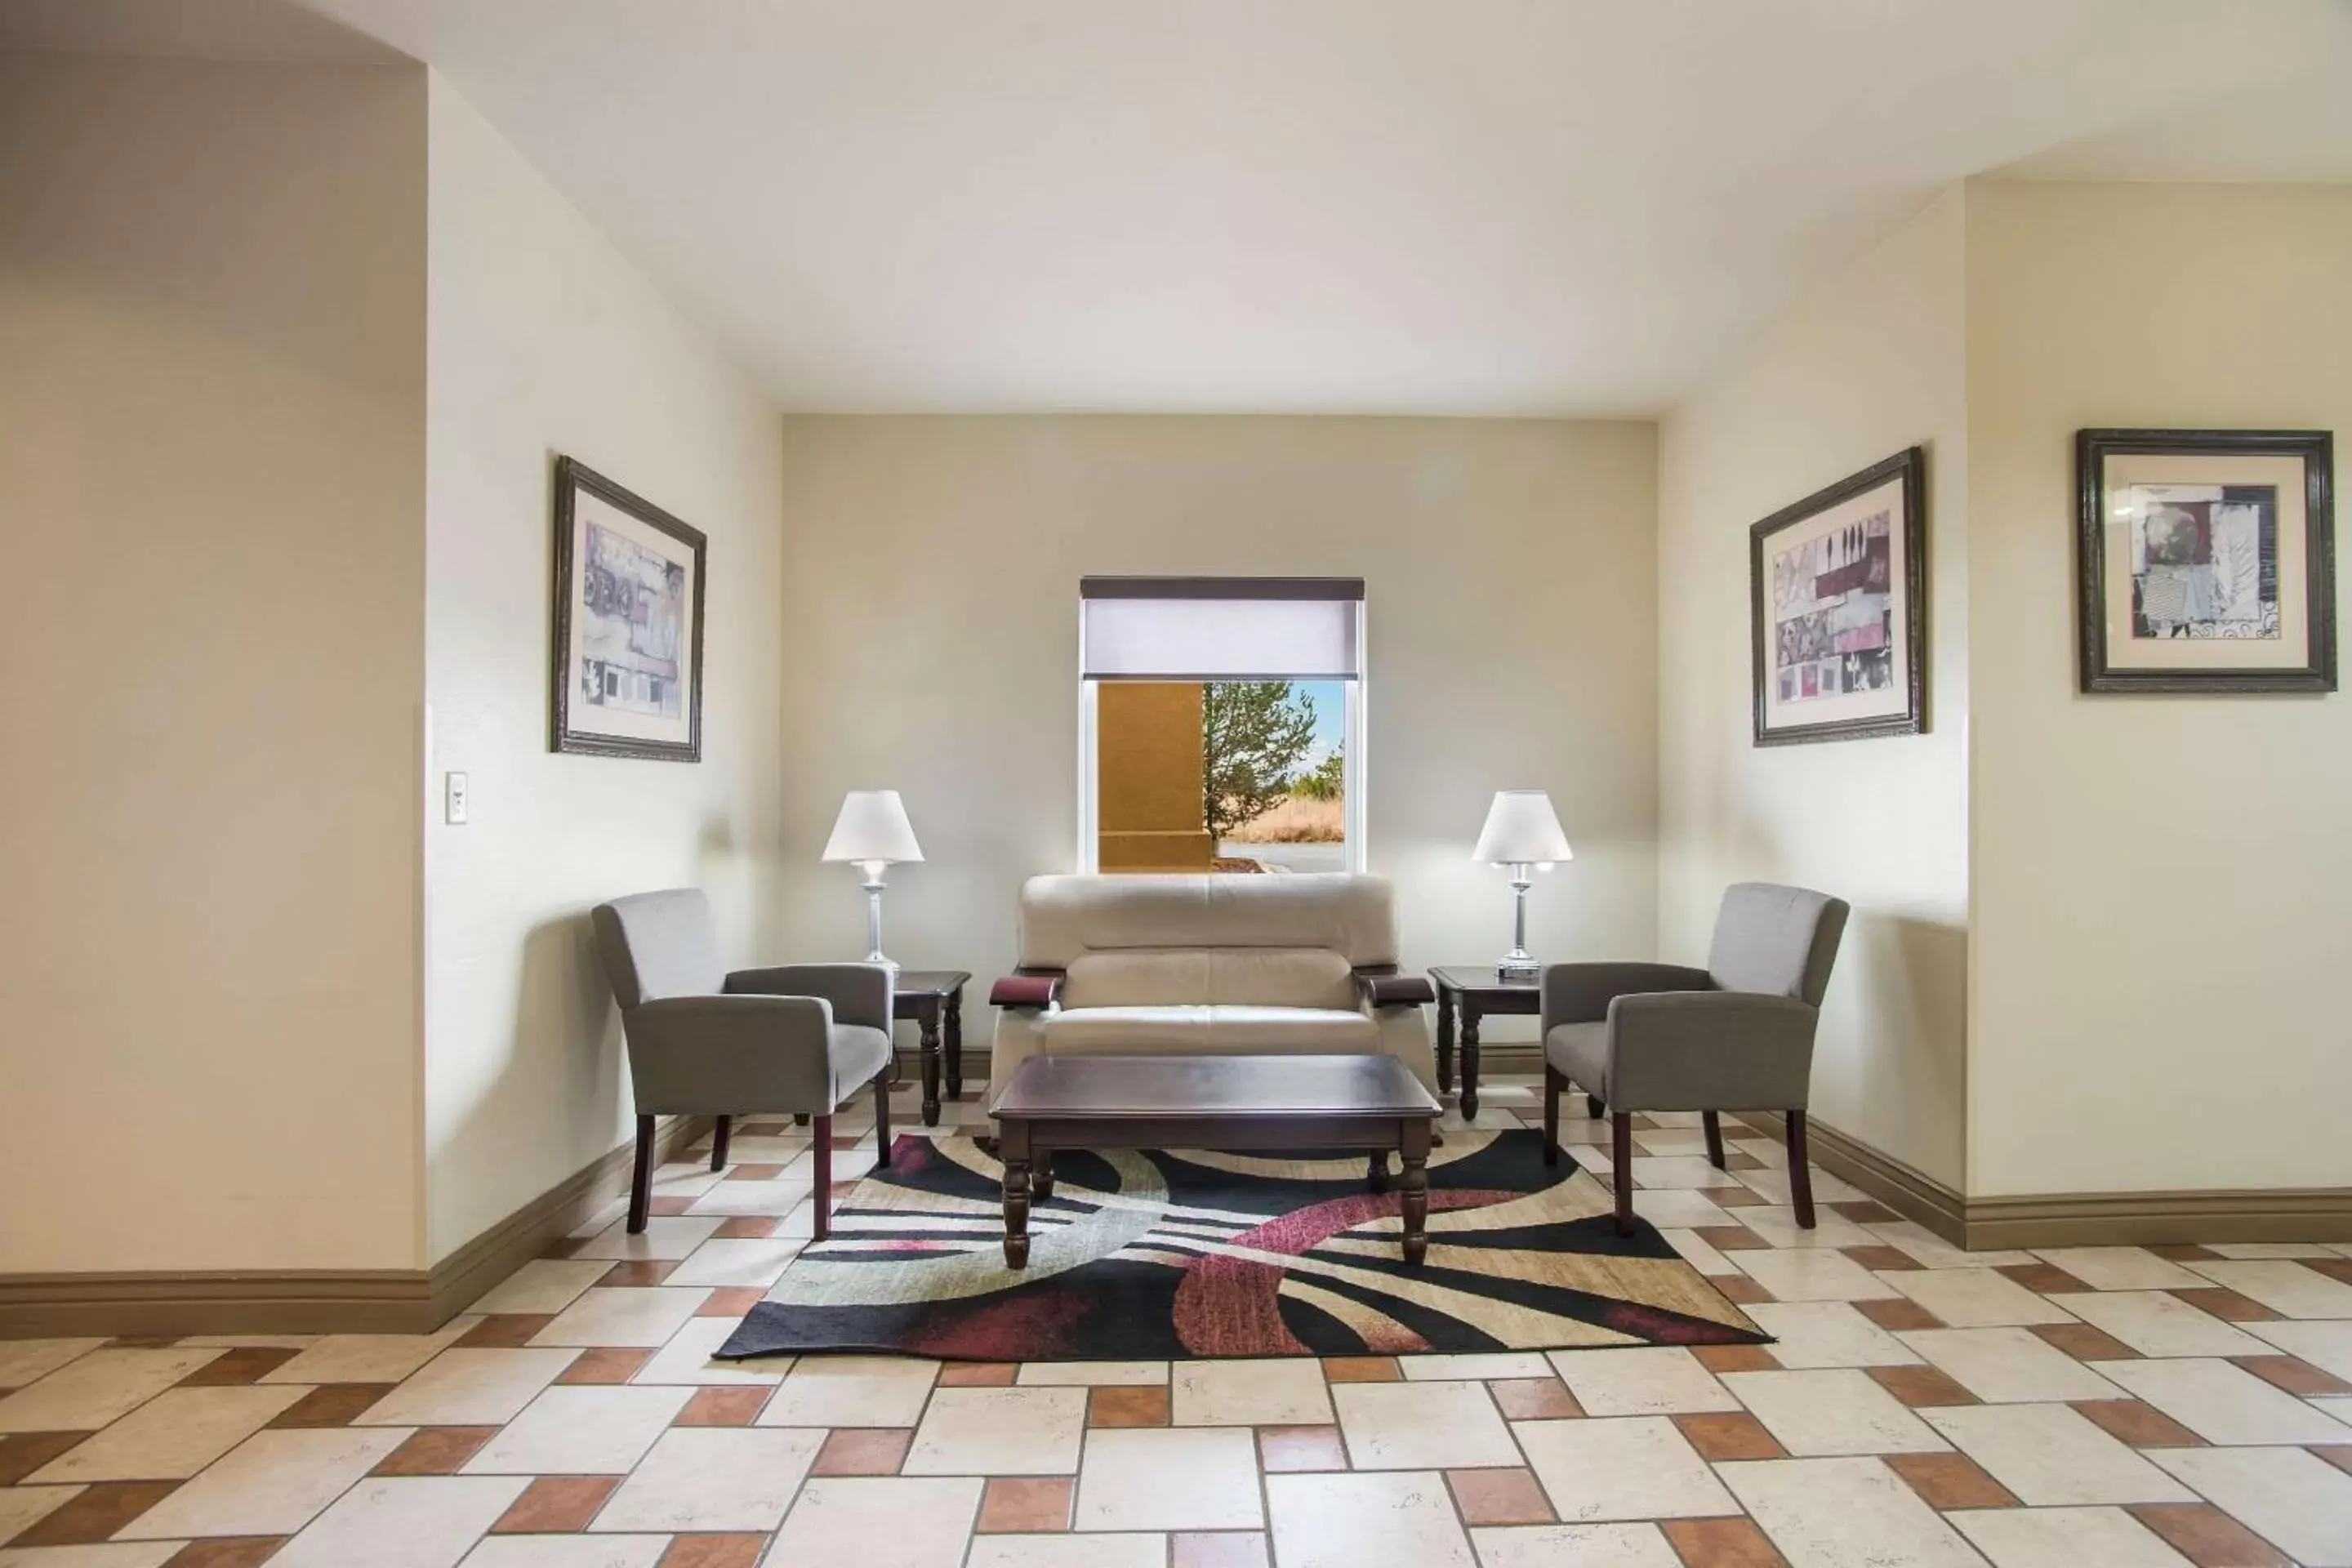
1225, 794, 1345, 843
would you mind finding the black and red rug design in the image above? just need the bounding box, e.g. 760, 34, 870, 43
716, 1128, 1766, 1362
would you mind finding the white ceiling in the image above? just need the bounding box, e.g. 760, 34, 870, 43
8, 0, 2352, 414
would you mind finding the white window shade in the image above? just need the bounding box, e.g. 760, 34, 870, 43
1080, 579, 1362, 680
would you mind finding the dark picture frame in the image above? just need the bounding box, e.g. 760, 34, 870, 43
1748, 446, 1928, 746
550, 456, 707, 761
2075, 429, 2335, 694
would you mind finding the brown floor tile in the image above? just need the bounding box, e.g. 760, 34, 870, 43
1664, 1517, 1789, 1567
697, 1287, 766, 1318
2127, 1503, 2294, 1566
1321, 1356, 1401, 1382
2305, 1258, 2352, 1287
176, 1347, 301, 1386
727, 1164, 785, 1180
1489, 1377, 1585, 1419
163, 1541, 288, 1568
2032, 1322, 2143, 1361
371, 1425, 498, 1475
12, 1480, 181, 1545
659, 1535, 768, 1568
492, 1475, 619, 1533
1712, 1276, 1775, 1304
647, 1196, 696, 1217
1695, 1225, 1771, 1251
2170, 1287, 2282, 1322
1258, 1424, 1348, 1472
2072, 1398, 2209, 1447
1853, 1298, 1944, 1332
1725, 1152, 1770, 1171
1841, 1245, 1923, 1272
1829, 1200, 1904, 1226
977, 1475, 1073, 1532
541, 1236, 590, 1259
1692, 1345, 1780, 1374
675, 1386, 770, 1426
2149, 1244, 2221, 1263
1673, 1411, 1788, 1460
713, 1216, 784, 1239
1710, 1187, 1771, 1209
2316, 1445, 2352, 1477
1089, 1385, 1170, 1428
939, 1361, 1018, 1386
0, 1432, 91, 1486
1884, 1451, 2021, 1509
1448, 1466, 1556, 1526
2233, 1353, 2352, 1397
458, 1314, 554, 1348
599, 1260, 679, 1287
1174, 1532, 1272, 1568
1868, 1365, 1980, 1407
811, 1427, 912, 1475
559, 1348, 654, 1385
268, 1383, 394, 1428
109, 1335, 181, 1349
1998, 1262, 2092, 1295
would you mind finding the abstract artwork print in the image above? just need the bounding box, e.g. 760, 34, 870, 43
1770, 509, 1895, 703
2125, 484, 2278, 640
551, 457, 707, 760
581, 522, 690, 717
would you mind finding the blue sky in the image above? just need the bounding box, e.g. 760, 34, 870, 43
1294, 680, 1346, 768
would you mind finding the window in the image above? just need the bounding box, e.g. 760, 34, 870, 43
1078, 577, 1365, 874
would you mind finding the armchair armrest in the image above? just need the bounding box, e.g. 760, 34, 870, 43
1604, 991, 1819, 1113
1539, 962, 1713, 1035
725, 962, 891, 1031
624, 994, 834, 1114
1354, 968, 1434, 1009
990, 970, 1062, 1010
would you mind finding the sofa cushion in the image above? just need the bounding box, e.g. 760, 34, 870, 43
1043, 1004, 1380, 1053
1061, 947, 1356, 1009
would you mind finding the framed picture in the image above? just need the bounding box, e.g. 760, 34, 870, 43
2076, 429, 2336, 694
550, 456, 706, 761
1748, 446, 1927, 746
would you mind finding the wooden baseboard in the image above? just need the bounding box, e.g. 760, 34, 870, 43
0, 1116, 712, 1339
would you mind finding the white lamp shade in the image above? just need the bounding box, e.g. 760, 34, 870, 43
1472, 790, 1573, 865
822, 790, 924, 864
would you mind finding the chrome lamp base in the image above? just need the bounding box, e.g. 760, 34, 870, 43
1495, 863, 1540, 982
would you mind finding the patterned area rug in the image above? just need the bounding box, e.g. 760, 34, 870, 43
717, 1128, 1766, 1361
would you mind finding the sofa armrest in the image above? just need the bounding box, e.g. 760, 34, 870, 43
1355, 968, 1435, 1009
1539, 962, 1713, 1035
990, 970, 1062, 1010
725, 963, 892, 1031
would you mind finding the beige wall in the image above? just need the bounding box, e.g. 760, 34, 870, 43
0, 54, 429, 1272
1964, 180, 2352, 1197
772, 418, 1659, 1018
421, 79, 786, 1261
1658, 189, 1971, 1189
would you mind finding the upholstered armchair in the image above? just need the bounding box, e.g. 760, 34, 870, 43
1539, 882, 1849, 1236
591, 889, 893, 1240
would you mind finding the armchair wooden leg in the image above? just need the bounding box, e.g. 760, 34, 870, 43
1541, 1065, 1562, 1167
1702, 1111, 1726, 1170
1587, 1094, 1606, 1120
873, 1072, 893, 1172
1611, 1111, 1635, 1237
710, 1115, 731, 1173
1787, 1110, 1816, 1229
627, 1114, 656, 1234
811, 1115, 833, 1242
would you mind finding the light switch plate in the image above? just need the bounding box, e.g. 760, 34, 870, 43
444, 771, 470, 825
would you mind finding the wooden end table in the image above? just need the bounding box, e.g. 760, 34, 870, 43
989, 1054, 1441, 1269
1428, 964, 1544, 1123
892, 969, 969, 1126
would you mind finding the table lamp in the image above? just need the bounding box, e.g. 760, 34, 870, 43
1472, 790, 1572, 981
822, 790, 924, 973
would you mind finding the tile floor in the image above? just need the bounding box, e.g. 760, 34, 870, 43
3, 1074, 2350, 1567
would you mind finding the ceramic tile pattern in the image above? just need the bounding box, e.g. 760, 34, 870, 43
2, 1079, 2348, 1566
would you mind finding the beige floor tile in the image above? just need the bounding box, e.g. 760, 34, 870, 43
965, 1535, 1166, 1568
1897, 1327, 2123, 1403
1172, 1358, 1331, 1426
1512, 1417, 1737, 1523
626, 1317, 783, 1387
1659, 1227, 1744, 1277
466, 1259, 614, 1316
2045, 1291, 2271, 1358
685, 1178, 813, 1217
1732, 1249, 1903, 1303
1076, 1427, 1263, 1531
2186, 1260, 2352, 1319
1744, 1303, 1922, 1370
1400, 1354, 1552, 1381
1717, 1455, 1986, 1568
1332, 1381, 1520, 1470
2247, 1318, 2352, 1382
1015, 1362, 1168, 1386
663, 1236, 804, 1288
1735, 1207, 1878, 1250
2030, 1248, 2209, 1292
528, 1288, 708, 1348
2093, 1356, 2352, 1446
1468, 1522, 1683, 1566
1878, 1268, 2077, 1328
259, 1327, 467, 1386
1735, 1164, 1866, 1207
903, 1386, 1086, 1475
353, 1348, 577, 1427
2149, 1446, 2352, 1568
1627, 1156, 1747, 1190
0, 1349, 225, 1433
269, 1473, 530, 1568
2207, 1243, 2341, 1260
0, 1343, 105, 1393
1267, 1470, 1474, 1568
771, 1476, 982, 1568
0, 1485, 81, 1546
1718, 1370, 1947, 1458
719, 1135, 813, 1163
1923, 1404, 2198, 1506
1548, 1348, 1738, 1417
1625, 1189, 1735, 1228
457, 1538, 669, 1568
758, 1355, 938, 1428
113, 1425, 406, 1538
0, 1544, 180, 1567
28, 1385, 304, 1482
1863, 1221, 2035, 1271
461, 1385, 693, 1474
1949, 1505, 2195, 1568
570, 1216, 724, 1261
589, 1425, 822, 1531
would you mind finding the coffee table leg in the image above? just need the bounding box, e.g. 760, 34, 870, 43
1031, 1151, 1054, 1200
920, 1002, 943, 1127
1000, 1125, 1031, 1268
1366, 1150, 1391, 1193
1459, 998, 1482, 1122
1400, 1122, 1431, 1266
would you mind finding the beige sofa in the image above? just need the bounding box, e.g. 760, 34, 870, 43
986, 873, 1437, 1105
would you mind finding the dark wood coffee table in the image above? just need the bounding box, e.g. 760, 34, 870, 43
989, 1054, 1441, 1270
